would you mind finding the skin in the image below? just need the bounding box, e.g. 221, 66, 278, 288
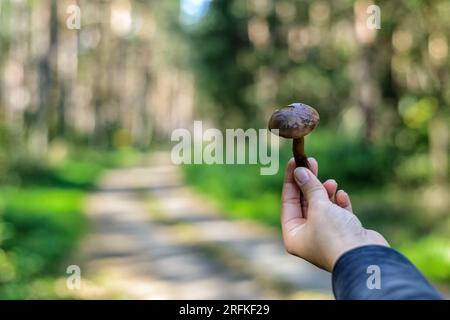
281, 158, 389, 272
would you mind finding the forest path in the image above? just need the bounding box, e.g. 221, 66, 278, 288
74, 152, 332, 299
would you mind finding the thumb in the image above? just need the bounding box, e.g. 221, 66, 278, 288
294, 167, 329, 202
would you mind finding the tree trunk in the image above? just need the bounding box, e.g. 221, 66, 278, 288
30, 0, 59, 156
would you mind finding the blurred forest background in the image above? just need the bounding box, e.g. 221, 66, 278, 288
0, 0, 449, 298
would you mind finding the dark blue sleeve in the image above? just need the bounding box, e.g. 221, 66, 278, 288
332, 245, 443, 300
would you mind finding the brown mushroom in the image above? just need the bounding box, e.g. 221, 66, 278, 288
268, 103, 319, 168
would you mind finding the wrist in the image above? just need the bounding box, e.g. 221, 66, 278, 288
330, 236, 390, 271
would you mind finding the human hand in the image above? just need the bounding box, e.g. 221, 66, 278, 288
281, 158, 389, 272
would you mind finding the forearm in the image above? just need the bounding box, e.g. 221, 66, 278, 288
332, 245, 442, 300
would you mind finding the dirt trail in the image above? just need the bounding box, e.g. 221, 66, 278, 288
74, 152, 332, 299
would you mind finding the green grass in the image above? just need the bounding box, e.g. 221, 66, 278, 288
0, 187, 86, 298
183, 130, 397, 227
0, 149, 111, 299
401, 236, 450, 283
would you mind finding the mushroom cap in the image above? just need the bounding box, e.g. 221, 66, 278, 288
268, 103, 319, 138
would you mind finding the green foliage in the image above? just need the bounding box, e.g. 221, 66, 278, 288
306, 130, 397, 190
402, 236, 450, 282
1, 188, 85, 265
185, 0, 254, 126
184, 129, 396, 226
5, 159, 101, 190
0, 152, 106, 299
0, 194, 85, 298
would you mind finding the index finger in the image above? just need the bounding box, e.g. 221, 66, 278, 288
308, 157, 318, 177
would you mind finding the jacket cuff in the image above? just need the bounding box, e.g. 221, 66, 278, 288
332, 245, 442, 300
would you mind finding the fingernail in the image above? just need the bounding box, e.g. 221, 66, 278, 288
294, 167, 309, 185
338, 190, 347, 198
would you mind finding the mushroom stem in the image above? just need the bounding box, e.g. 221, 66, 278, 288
293, 137, 309, 168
